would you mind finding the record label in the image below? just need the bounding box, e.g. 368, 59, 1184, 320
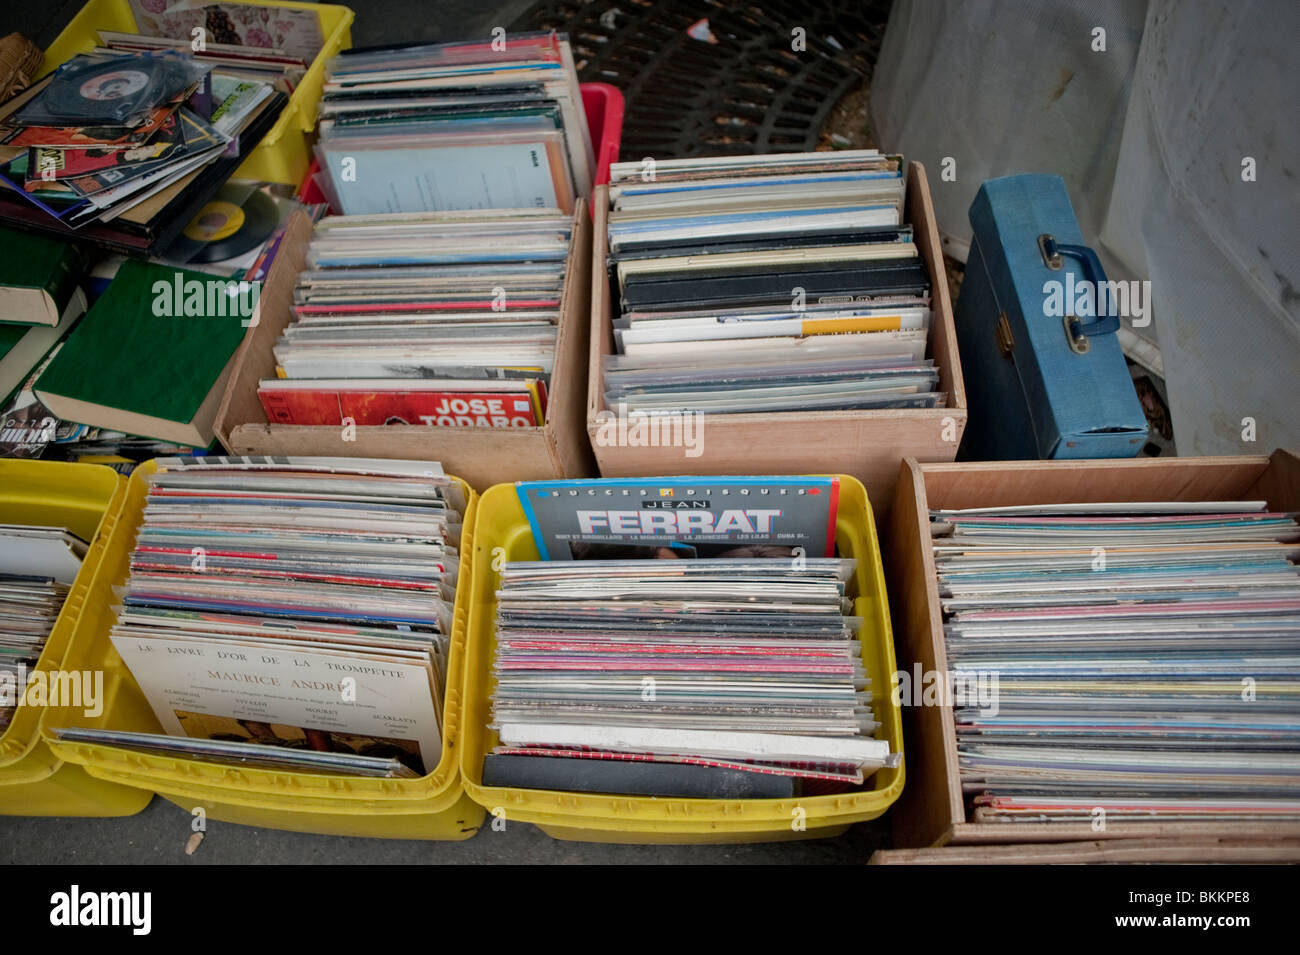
173, 188, 280, 264
184, 200, 246, 242
80, 70, 151, 102
38, 56, 168, 121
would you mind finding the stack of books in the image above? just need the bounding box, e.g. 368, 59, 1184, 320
0, 225, 85, 408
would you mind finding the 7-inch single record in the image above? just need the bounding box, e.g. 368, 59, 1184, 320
41, 57, 167, 123
178, 187, 278, 263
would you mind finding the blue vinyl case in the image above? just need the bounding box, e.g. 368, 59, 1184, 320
955, 174, 1148, 460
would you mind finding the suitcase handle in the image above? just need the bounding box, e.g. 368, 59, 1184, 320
1038, 234, 1121, 342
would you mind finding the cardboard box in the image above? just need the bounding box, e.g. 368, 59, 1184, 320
586, 161, 967, 516
213, 203, 597, 491
887, 450, 1300, 847
869, 838, 1300, 864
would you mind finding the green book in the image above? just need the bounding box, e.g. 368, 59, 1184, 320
34, 259, 254, 446
0, 226, 85, 327
0, 289, 86, 409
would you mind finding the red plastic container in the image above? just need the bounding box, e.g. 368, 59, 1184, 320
579, 82, 623, 188
299, 82, 624, 208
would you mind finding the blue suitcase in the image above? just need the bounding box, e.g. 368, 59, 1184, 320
955, 174, 1148, 460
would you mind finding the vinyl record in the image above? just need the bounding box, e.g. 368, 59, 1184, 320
42, 57, 166, 122
180, 188, 279, 263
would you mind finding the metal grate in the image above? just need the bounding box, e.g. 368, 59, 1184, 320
510, 0, 892, 160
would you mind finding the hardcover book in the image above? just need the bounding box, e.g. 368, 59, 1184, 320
0, 225, 83, 326
34, 259, 248, 445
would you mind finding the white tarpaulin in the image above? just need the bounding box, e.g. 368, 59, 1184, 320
872, 0, 1300, 455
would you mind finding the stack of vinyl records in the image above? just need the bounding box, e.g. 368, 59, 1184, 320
0, 524, 86, 732
102, 0, 325, 83
66, 456, 464, 778
601, 150, 943, 416
0, 50, 286, 253
930, 499, 1300, 823
312, 31, 593, 215
258, 209, 572, 428
485, 558, 896, 798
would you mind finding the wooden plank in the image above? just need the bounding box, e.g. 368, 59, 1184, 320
213, 206, 314, 442
888, 457, 965, 848
870, 838, 1300, 865
1246, 448, 1300, 510
586, 183, 615, 431
948, 818, 1300, 844
919, 456, 1272, 510
908, 161, 965, 410
546, 202, 598, 480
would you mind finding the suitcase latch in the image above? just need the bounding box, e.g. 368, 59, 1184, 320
995, 311, 1015, 358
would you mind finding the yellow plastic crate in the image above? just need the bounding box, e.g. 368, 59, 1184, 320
0, 459, 152, 816
41, 0, 354, 186
43, 460, 486, 840
460, 475, 906, 843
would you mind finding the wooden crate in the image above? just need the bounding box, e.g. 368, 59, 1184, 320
213, 203, 597, 491
886, 449, 1300, 847
869, 838, 1300, 864
586, 161, 967, 516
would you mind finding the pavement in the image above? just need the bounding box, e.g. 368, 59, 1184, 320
1, 795, 889, 863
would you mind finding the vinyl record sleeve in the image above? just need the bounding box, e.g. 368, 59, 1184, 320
516, 476, 841, 561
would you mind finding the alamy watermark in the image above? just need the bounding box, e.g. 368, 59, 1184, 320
891, 664, 1000, 717
50, 885, 150, 935
151, 273, 262, 327
592, 402, 704, 458
0, 665, 103, 717
1042, 272, 1151, 328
